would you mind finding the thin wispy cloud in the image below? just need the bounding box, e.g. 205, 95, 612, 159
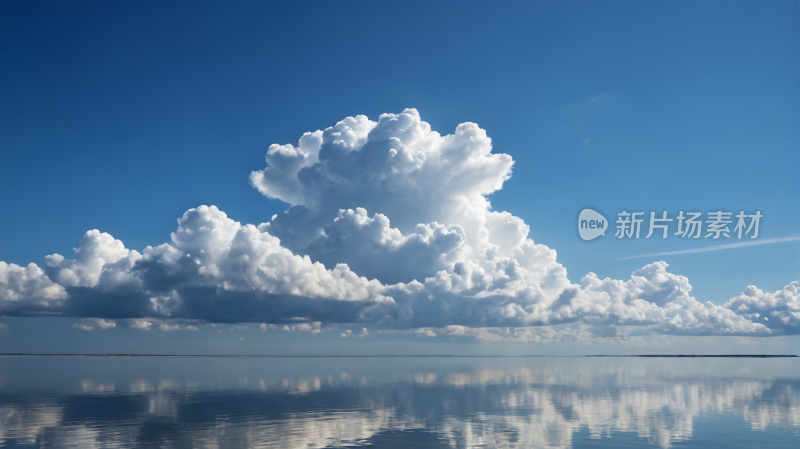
562, 92, 613, 112
613, 236, 800, 260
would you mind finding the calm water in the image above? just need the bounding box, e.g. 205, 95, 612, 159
0, 356, 798, 448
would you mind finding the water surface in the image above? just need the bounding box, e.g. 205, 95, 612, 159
1, 356, 798, 448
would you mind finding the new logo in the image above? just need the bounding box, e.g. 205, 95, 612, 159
578, 208, 608, 241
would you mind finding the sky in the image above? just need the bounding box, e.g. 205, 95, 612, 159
0, 0, 798, 355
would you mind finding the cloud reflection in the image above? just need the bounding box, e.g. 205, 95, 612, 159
0, 359, 798, 448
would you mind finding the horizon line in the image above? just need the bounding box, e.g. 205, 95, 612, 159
1, 353, 796, 358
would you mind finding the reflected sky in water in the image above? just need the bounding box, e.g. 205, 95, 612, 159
1, 357, 798, 448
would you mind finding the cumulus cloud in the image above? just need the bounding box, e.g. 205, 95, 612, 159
44, 230, 141, 289
723, 282, 800, 333
304, 208, 466, 285
0, 109, 796, 338
0, 261, 67, 309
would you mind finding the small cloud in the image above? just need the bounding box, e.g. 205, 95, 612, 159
72, 318, 116, 331
293, 322, 322, 334
185, 325, 198, 331
94, 319, 116, 329
158, 323, 182, 332
128, 320, 153, 331
239, 337, 244, 341
340, 328, 368, 338
414, 329, 437, 337
0, 323, 8, 332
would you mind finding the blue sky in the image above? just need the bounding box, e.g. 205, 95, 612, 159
0, 0, 798, 354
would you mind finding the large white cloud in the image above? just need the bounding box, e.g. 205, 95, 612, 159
0, 261, 66, 308
0, 109, 796, 337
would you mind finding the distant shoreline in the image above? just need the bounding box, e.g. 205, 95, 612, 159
0, 353, 797, 358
